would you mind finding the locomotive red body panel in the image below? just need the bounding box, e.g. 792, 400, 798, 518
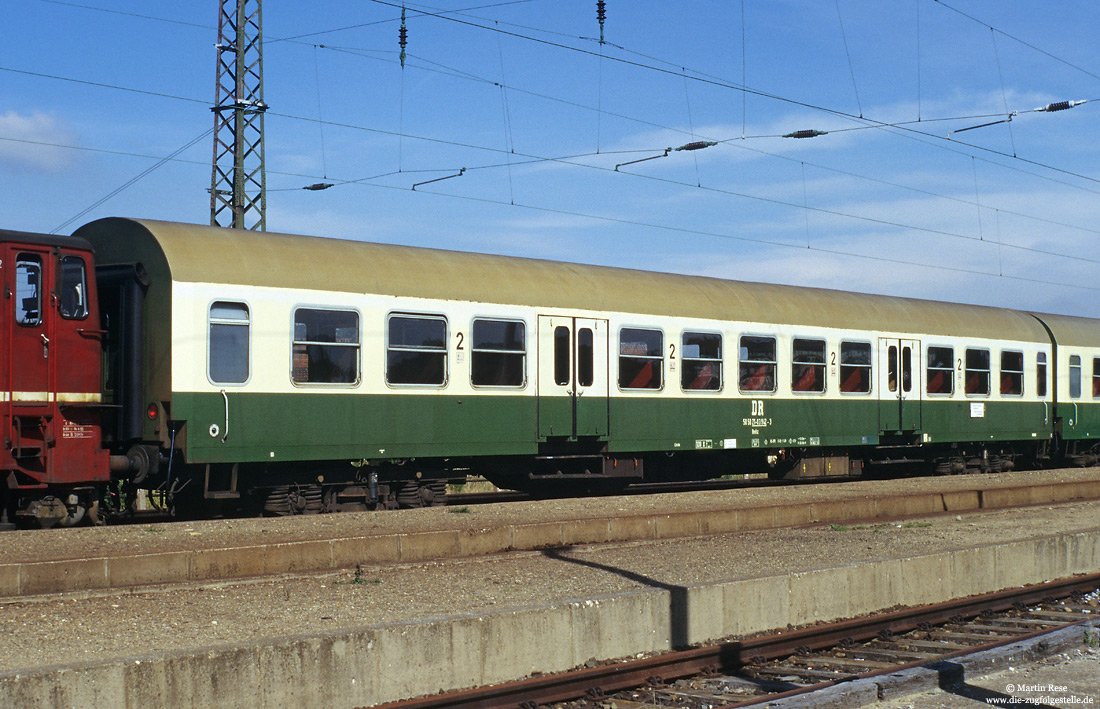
1, 230, 109, 495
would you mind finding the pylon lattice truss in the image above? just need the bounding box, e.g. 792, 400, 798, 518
210, 0, 267, 231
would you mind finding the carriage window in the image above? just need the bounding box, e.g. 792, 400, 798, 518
15, 254, 42, 326
965, 348, 990, 396
1037, 352, 1048, 398
59, 256, 89, 319
791, 338, 825, 393
1094, 358, 1100, 398
387, 314, 446, 386
1069, 355, 1081, 399
208, 301, 250, 384
839, 341, 871, 393
1000, 350, 1023, 397
681, 331, 722, 391
471, 318, 525, 387
293, 308, 359, 385
619, 328, 663, 390
927, 346, 954, 395
739, 335, 776, 392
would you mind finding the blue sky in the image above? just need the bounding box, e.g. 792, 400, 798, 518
3, 1, 1099, 316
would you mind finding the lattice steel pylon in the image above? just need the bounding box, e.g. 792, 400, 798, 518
209, 0, 267, 230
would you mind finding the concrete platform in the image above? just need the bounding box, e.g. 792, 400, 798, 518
2, 503, 1099, 708
2, 470, 1099, 598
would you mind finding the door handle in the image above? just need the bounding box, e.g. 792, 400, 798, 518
40, 333, 49, 358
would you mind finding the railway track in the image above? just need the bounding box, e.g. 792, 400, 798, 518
445, 475, 835, 506
373, 573, 1100, 709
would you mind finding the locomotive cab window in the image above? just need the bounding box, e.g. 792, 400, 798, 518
1037, 352, 1048, 398
839, 341, 872, 394
471, 318, 526, 387
59, 255, 89, 320
208, 301, 250, 384
927, 346, 954, 395
293, 308, 360, 385
1069, 355, 1082, 399
619, 328, 663, 390
681, 331, 722, 391
791, 338, 826, 393
739, 335, 776, 393
387, 314, 447, 386
1000, 350, 1023, 397
15, 254, 43, 327
964, 348, 990, 396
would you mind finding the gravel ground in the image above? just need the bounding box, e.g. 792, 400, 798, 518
875, 645, 1100, 707
2, 468, 1098, 564
1, 497, 1098, 672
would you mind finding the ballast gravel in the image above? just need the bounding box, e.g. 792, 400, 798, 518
0, 469, 1098, 673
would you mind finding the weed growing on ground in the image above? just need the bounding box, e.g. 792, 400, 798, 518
336, 565, 382, 586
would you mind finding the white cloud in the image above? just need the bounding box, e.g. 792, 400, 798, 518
0, 111, 77, 172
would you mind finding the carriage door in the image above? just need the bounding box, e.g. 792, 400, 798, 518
537, 315, 609, 439
878, 338, 921, 433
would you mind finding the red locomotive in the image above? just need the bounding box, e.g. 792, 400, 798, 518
2, 229, 109, 527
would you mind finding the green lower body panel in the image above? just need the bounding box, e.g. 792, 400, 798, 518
170, 392, 1056, 465
173, 392, 539, 464
1062, 401, 1100, 441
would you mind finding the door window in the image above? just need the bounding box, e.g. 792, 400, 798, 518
15, 254, 43, 327
553, 326, 570, 386
577, 328, 594, 387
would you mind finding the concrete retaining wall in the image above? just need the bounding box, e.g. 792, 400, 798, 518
3, 479, 1098, 598
3, 528, 1098, 708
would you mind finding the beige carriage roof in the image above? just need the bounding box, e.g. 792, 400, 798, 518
1031, 313, 1100, 348
77, 217, 1063, 342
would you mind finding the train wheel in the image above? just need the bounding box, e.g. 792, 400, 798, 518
396, 480, 447, 508
263, 485, 323, 515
